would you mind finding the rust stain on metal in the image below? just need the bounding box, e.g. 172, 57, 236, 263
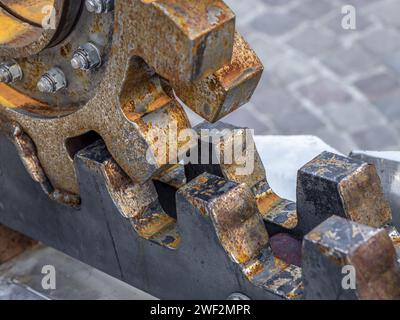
210, 182, 269, 264
339, 164, 392, 228
243, 259, 265, 280
390, 232, 400, 247
0, 0, 73, 58
130, 0, 236, 83
173, 32, 263, 122
0, 83, 46, 109
256, 189, 282, 215
349, 230, 400, 299
0, 225, 37, 264
78, 140, 181, 249
0, 9, 42, 47
306, 231, 322, 242
0, 0, 263, 203
0, 0, 55, 25
0, 115, 80, 207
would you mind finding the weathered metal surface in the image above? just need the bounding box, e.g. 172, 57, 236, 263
173, 33, 263, 122
78, 140, 181, 249
0, 225, 37, 264
0, 8, 42, 49
179, 173, 269, 265
127, 0, 236, 83
0, 0, 260, 201
0, 115, 80, 206
296, 151, 392, 235
303, 215, 400, 300
175, 172, 304, 300
0, 136, 302, 299
1, 0, 398, 301
2, 4, 113, 111
387, 226, 400, 264
0, 0, 83, 58
270, 233, 302, 267
0, 0, 55, 26
350, 151, 400, 230
185, 121, 298, 232
253, 180, 298, 232
2, 130, 400, 299
185, 127, 397, 246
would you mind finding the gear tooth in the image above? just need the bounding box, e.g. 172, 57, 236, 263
124, 0, 236, 83
187, 121, 297, 233
0, 0, 335, 301
0, 118, 82, 207
173, 33, 264, 122
154, 164, 187, 189
75, 139, 180, 249
0, 0, 252, 196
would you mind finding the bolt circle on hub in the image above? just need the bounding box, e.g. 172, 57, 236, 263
85, 0, 114, 13
71, 43, 102, 71
37, 67, 67, 93
0, 60, 23, 83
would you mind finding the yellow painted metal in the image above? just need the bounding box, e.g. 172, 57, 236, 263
0, 9, 42, 50
0, 0, 55, 25
0, 84, 45, 109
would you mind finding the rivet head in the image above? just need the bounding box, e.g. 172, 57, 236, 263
0, 60, 23, 83
71, 42, 102, 71
37, 67, 67, 93
85, 0, 114, 13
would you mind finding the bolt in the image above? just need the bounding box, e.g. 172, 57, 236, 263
227, 293, 251, 300
37, 67, 67, 93
71, 42, 102, 71
0, 60, 23, 84
85, 0, 114, 13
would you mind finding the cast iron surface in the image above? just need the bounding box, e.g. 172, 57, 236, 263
0, 135, 283, 300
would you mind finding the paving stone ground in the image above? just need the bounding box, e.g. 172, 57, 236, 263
219, 0, 400, 153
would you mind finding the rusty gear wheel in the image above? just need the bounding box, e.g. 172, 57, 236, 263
0, 0, 263, 202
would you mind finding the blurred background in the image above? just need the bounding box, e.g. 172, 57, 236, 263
204, 0, 400, 153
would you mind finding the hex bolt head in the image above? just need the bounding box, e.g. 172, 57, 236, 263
37, 67, 67, 93
227, 293, 250, 300
0, 60, 23, 84
71, 42, 102, 71
85, 0, 114, 13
